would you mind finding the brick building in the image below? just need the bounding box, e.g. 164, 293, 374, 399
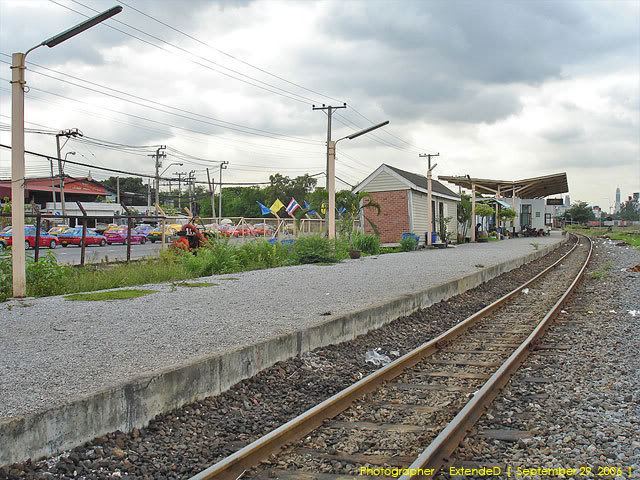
353, 164, 460, 244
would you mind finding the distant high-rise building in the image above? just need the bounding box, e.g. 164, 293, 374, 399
564, 195, 570, 207
615, 187, 621, 213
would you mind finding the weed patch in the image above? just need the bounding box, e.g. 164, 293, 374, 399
65, 289, 156, 301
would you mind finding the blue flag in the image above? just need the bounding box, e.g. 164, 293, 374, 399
337, 206, 347, 216
257, 201, 271, 216
303, 200, 317, 215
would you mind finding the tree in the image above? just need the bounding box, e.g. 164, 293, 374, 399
563, 201, 595, 224
101, 177, 146, 195
475, 203, 495, 221
457, 193, 472, 239
619, 199, 640, 221
499, 208, 516, 223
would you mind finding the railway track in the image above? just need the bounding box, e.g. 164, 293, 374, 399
191, 234, 592, 480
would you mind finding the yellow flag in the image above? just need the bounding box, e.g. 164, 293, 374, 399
270, 199, 285, 215
320, 202, 327, 215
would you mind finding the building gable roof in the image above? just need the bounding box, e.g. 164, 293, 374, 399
353, 164, 460, 200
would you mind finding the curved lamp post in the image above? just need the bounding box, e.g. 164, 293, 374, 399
10, 6, 123, 297
328, 121, 389, 239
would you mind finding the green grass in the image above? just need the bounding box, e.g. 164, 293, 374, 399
566, 226, 640, 249
589, 261, 614, 280
64, 289, 156, 301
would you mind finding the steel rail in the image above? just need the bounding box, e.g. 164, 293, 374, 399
401, 234, 593, 479
190, 235, 580, 480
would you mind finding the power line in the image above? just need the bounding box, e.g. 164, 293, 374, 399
115, 0, 344, 105
0, 83, 324, 158
0, 57, 321, 146
51, 0, 318, 106
113, 0, 422, 152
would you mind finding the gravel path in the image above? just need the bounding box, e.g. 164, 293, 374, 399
449, 238, 640, 477
0, 240, 573, 479
0, 234, 562, 420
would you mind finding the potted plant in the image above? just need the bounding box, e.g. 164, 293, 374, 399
348, 248, 361, 259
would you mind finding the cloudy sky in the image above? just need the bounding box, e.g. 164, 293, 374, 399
0, 0, 638, 208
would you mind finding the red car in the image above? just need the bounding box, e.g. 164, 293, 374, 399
103, 227, 147, 245
57, 227, 107, 247
231, 224, 255, 237
0, 226, 58, 249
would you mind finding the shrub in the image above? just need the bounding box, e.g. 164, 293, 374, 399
26, 253, 73, 297
183, 240, 241, 276
293, 235, 336, 264
350, 232, 380, 255
399, 236, 418, 252
334, 237, 350, 261
235, 240, 291, 270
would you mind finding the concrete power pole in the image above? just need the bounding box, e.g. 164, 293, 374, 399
218, 162, 228, 222
116, 176, 120, 204
174, 171, 185, 210
150, 145, 166, 215
187, 170, 195, 214
312, 103, 347, 239
206, 167, 216, 220
419, 153, 439, 246
55, 128, 82, 218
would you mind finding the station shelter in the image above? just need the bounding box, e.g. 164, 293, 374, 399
438, 172, 569, 241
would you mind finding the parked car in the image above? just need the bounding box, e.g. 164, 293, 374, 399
231, 224, 255, 237
252, 222, 274, 236
48, 225, 71, 236
103, 227, 147, 245
147, 225, 178, 243
0, 226, 58, 249
133, 224, 154, 237
57, 227, 107, 247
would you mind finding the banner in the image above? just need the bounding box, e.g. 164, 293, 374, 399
270, 199, 285, 215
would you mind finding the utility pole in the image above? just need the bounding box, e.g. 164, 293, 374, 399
49, 158, 56, 210
188, 170, 195, 214
56, 128, 82, 218
9, 5, 122, 298
147, 179, 151, 214
218, 161, 228, 222
150, 145, 166, 215
313, 103, 346, 239
419, 153, 439, 246
116, 176, 120, 204
206, 167, 216, 220
175, 171, 185, 210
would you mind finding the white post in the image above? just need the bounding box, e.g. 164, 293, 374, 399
327, 140, 336, 239
427, 168, 433, 246
471, 182, 476, 242
11, 52, 26, 297
496, 185, 500, 231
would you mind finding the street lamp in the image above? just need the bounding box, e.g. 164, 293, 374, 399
10, 6, 123, 297
160, 162, 183, 177
327, 121, 389, 239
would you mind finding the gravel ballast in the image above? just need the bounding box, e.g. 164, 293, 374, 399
0, 235, 562, 420
449, 237, 640, 476
0, 239, 573, 479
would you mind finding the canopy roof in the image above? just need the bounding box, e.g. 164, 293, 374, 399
438, 172, 568, 199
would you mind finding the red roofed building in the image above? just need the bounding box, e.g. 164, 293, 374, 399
0, 176, 113, 206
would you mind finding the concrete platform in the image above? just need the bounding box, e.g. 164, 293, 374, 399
0, 233, 565, 465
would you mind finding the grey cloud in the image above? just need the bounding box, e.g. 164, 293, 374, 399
540, 125, 586, 143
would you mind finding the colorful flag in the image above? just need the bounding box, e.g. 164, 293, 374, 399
285, 197, 301, 217
320, 202, 327, 215
303, 200, 317, 215
270, 198, 285, 215
337, 206, 347, 215
257, 201, 271, 216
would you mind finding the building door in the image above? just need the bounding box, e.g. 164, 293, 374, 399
521, 204, 532, 228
